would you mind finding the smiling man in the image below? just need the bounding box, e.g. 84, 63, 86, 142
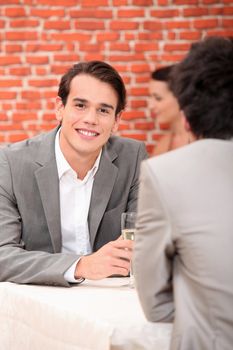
0, 61, 147, 286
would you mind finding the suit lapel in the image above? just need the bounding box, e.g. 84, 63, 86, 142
34, 128, 62, 253
88, 144, 118, 247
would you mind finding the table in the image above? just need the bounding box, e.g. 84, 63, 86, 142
0, 278, 172, 350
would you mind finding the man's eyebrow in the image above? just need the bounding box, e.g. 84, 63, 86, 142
73, 98, 88, 103
99, 103, 114, 110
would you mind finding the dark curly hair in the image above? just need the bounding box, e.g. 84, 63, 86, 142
170, 36, 233, 140
58, 60, 126, 117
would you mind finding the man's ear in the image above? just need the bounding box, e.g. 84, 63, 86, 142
181, 111, 191, 132
111, 111, 122, 133
55, 96, 64, 122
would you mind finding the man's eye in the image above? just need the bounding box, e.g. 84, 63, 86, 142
99, 108, 110, 114
75, 103, 85, 109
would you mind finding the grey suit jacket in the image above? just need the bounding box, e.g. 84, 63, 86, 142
134, 139, 233, 350
0, 127, 147, 286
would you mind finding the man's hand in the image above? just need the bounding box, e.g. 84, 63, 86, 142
74, 238, 133, 280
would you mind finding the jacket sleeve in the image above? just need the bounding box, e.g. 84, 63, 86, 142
0, 149, 79, 287
133, 160, 175, 322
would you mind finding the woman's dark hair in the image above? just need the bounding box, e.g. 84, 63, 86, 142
170, 36, 233, 140
58, 60, 126, 116
151, 65, 175, 83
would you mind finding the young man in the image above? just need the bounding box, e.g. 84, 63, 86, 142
134, 37, 233, 350
0, 61, 147, 286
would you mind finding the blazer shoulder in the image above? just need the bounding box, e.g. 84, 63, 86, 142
107, 136, 147, 155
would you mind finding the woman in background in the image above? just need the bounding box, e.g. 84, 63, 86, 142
149, 65, 192, 156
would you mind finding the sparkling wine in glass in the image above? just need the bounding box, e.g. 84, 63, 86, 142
121, 212, 136, 288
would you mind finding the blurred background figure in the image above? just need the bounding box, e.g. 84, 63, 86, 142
149, 65, 191, 156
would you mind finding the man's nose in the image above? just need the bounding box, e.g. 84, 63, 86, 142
83, 108, 98, 124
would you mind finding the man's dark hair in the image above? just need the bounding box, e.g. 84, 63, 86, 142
58, 60, 126, 116
151, 65, 175, 83
170, 36, 233, 140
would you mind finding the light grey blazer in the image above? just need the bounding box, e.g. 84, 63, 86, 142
134, 139, 233, 350
0, 127, 147, 286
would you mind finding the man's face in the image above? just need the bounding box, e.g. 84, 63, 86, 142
56, 74, 120, 161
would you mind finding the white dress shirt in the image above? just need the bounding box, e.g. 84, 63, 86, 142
55, 130, 101, 282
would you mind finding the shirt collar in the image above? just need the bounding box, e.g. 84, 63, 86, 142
55, 129, 102, 181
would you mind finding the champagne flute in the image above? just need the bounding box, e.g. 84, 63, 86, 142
121, 212, 136, 288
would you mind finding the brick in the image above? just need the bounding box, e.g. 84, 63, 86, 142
5, 44, 22, 53
26, 44, 63, 52
117, 9, 145, 18
28, 79, 58, 87
81, 0, 109, 6
10, 20, 39, 28
209, 7, 224, 15
9, 67, 31, 76
5, 7, 26, 17
223, 7, 233, 15
84, 53, 105, 61
118, 124, 130, 131
207, 30, 233, 36
0, 113, 8, 121
135, 122, 155, 130
161, 54, 186, 61
144, 21, 163, 30
80, 43, 104, 52
0, 123, 23, 131
138, 32, 163, 40
179, 31, 202, 40
8, 133, 29, 143
131, 64, 150, 73
132, 0, 153, 4
0, 20, 5, 28
194, 19, 218, 29
121, 133, 147, 141
136, 75, 150, 83
96, 33, 119, 41
164, 21, 190, 29
110, 21, 139, 30
35, 68, 47, 75
70, 9, 112, 18
0, 92, 17, 99
54, 54, 80, 62
37, 0, 77, 5
121, 111, 146, 120
16, 102, 41, 110
6, 32, 38, 40
146, 144, 155, 155
183, 8, 209, 16
109, 43, 130, 51
174, 0, 198, 3
151, 9, 180, 17
51, 65, 72, 74
50, 33, 91, 42
44, 21, 71, 30
112, 0, 128, 4
42, 91, 57, 99
109, 54, 145, 62
131, 100, 147, 108
164, 43, 191, 51
0, 80, 22, 87
21, 91, 41, 99
130, 87, 148, 96
222, 19, 233, 27
12, 113, 37, 121
75, 21, 105, 30
135, 42, 159, 52
0, 56, 21, 65
30, 9, 65, 17
26, 56, 49, 64
42, 113, 56, 121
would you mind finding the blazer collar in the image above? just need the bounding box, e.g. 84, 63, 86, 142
34, 127, 61, 253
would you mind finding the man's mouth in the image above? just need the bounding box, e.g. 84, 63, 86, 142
76, 129, 99, 137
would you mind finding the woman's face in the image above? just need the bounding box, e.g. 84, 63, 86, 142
148, 79, 181, 125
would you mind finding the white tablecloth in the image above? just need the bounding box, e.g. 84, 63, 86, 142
0, 278, 172, 350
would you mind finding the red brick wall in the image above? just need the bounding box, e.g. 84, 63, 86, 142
0, 0, 232, 154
